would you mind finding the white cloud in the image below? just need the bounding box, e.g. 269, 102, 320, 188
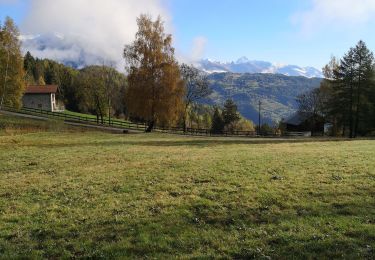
176, 36, 208, 66
190, 36, 207, 61
292, 0, 375, 36
20, 0, 171, 70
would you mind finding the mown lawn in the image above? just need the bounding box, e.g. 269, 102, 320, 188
0, 117, 374, 258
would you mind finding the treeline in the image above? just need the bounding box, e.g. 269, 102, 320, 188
297, 40, 375, 137
24, 53, 127, 122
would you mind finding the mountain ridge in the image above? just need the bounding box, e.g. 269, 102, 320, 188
197, 58, 323, 78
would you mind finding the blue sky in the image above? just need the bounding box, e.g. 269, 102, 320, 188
1, 0, 375, 69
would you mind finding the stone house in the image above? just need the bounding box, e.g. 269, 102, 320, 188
22, 85, 64, 112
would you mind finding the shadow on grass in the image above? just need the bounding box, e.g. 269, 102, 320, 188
15, 198, 373, 259
16, 137, 358, 149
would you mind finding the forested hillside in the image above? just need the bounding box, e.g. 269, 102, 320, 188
205, 73, 322, 124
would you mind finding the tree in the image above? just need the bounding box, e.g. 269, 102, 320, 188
76, 66, 126, 124
230, 118, 255, 132
24, 51, 36, 84
211, 107, 224, 134
322, 55, 340, 80
180, 64, 211, 131
76, 66, 108, 123
101, 63, 127, 120
0, 17, 25, 109
222, 99, 240, 132
329, 41, 375, 137
124, 15, 184, 132
296, 88, 324, 135
352, 41, 374, 137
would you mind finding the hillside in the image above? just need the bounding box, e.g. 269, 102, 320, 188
204, 73, 323, 124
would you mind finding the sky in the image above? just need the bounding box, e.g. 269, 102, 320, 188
1, 0, 375, 69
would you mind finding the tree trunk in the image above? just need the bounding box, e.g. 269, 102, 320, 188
97, 106, 104, 124
183, 109, 188, 133
354, 71, 361, 138
311, 113, 316, 136
349, 82, 354, 138
146, 120, 155, 132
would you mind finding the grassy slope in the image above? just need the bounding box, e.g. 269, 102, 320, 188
0, 118, 374, 258
62, 110, 132, 124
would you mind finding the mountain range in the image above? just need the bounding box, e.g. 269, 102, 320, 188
198, 57, 323, 78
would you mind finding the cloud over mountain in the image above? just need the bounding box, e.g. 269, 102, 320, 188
20, 0, 171, 70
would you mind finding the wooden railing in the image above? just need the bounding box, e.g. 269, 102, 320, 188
2, 106, 284, 137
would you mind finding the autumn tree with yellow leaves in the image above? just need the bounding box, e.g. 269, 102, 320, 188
124, 15, 184, 132
0, 17, 25, 109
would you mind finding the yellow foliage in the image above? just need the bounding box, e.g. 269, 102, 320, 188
124, 15, 185, 128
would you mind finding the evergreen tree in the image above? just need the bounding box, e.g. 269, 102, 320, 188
0, 17, 25, 108
24, 51, 36, 84
222, 99, 240, 132
352, 41, 374, 136
211, 107, 224, 134
330, 41, 375, 137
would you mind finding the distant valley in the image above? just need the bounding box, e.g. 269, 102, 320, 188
204, 73, 322, 124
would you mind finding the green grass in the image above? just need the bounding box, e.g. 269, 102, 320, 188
62, 110, 98, 119
0, 114, 69, 135
62, 110, 132, 124
0, 115, 374, 258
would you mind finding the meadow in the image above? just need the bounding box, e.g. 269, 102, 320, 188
0, 114, 374, 258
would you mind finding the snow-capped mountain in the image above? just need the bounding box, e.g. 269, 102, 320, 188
197, 57, 323, 78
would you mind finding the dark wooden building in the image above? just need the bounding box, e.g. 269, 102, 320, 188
284, 112, 324, 135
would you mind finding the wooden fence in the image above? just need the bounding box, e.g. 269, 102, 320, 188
2, 106, 293, 138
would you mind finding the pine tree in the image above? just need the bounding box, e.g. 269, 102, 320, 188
222, 99, 240, 132
352, 41, 374, 136
211, 107, 224, 134
327, 41, 375, 137
0, 17, 25, 108
24, 51, 36, 84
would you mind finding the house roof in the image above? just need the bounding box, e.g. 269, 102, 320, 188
285, 112, 312, 126
25, 85, 58, 94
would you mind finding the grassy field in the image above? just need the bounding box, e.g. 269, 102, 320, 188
0, 114, 374, 258
62, 110, 132, 124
